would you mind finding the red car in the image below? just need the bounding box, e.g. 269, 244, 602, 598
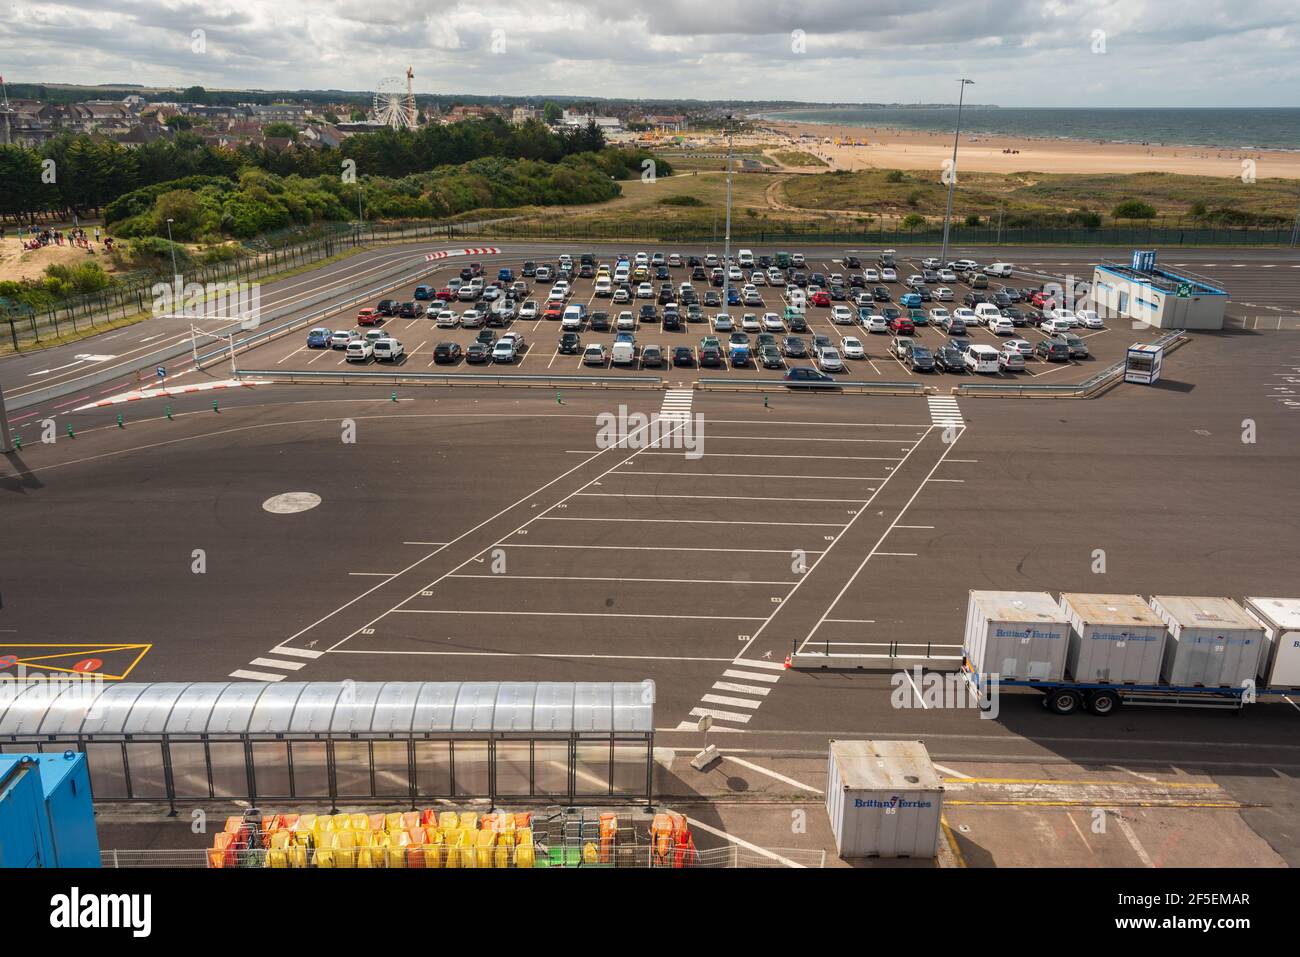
887, 316, 915, 335
544, 303, 564, 320
1029, 290, 1052, 308
811, 290, 831, 307
436, 286, 456, 301
356, 308, 382, 326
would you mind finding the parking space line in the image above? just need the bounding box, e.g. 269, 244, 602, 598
448, 574, 799, 585
713, 681, 771, 696
268, 646, 324, 659
576, 492, 868, 503
538, 516, 844, 527
503, 544, 826, 553
631, 451, 904, 461
722, 669, 781, 684
392, 609, 768, 620
613, 470, 885, 481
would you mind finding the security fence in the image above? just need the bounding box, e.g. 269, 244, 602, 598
0, 681, 656, 809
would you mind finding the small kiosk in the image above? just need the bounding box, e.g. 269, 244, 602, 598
1124, 343, 1163, 384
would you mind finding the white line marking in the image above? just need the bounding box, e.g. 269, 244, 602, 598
722, 669, 781, 684
249, 657, 306, 671
723, 756, 824, 794
689, 706, 752, 724
1111, 812, 1154, 868
228, 669, 287, 682
448, 574, 799, 585
268, 646, 324, 659
713, 681, 772, 696
734, 658, 787, 671
392, 609, 767, 620
684, 816, 806, 868
701, 693, 763, 709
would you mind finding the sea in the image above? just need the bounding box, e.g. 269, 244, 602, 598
754, 107, 1300, 151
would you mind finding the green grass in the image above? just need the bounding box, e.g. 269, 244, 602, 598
768, 150, 828, 168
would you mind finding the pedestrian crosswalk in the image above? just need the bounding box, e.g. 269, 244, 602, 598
677, 657, 786, 731
659, 389, 694, 422
927, 395, 964, 427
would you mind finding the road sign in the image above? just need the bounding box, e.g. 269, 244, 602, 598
156, 366, 167, 380
1177, 283, 1191, 298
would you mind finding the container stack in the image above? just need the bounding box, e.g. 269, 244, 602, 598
1243, 598, 1300, 690
964, 591, 1071, 681
207, 808, 538, 868
825, 740, 944, 859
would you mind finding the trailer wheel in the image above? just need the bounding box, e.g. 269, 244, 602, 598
1047, 689, 1081, 715
1087, 690, 1120, 716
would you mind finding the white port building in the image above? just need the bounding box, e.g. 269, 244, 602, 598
1090, 253, 1228, 330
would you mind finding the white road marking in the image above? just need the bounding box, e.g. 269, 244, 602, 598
701, 693, 763, 709
228, 669, 286, 682
268, 646, 323, 659
723, 756, 823, 794
722, 669, 781, 684
1111, 812, 1155, 867
713, 681, 771, 696
249, 657, 305, 671
392, 609, 767, 620
689, 706, 752, 724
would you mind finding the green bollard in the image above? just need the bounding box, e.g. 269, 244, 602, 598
556, 391, 562, 405
166, 405, 173, 420
117, 414, 124, 429
212, 399, 219, 412
66, 423, 75, 438
12, 436, 20, 451
763, 394, 769, 408
391, 392, 398, 402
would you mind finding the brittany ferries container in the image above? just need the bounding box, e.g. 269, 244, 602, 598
1148, 596, 1264, 688
826, 740, 943, 859
1058, 593, 1168, 685
963, 591, 1070, 681
1243, 597, 1300, 690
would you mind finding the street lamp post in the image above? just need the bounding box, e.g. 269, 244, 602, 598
722, 117, 734, 318
0, 380, 13, 454
939, 78, 974, 267
165, 217, 179, 283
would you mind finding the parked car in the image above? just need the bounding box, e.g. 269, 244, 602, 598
997, 349, 1026, 372
890, 336, 913, 360
558, 331, 582, 354
907, 345, 934, 372
840, 336, 865, 359
330, 329, 358, 349
345, 339, 374, 362
1035, 338, 1071, 362
582, 343, 607, 366
357, 308, 382, 326
672, 345, 695, 367
433, 342, 462, 363
783, 366, 837, 388
965, 344, 1000, 373
933, 343, 965, 373
307, 327, 332, 348
374, 338, 404, 362
887, 315, 915, 335
782, 336, 808, 358
1058, 332, 1090, 358
814, 347, 843, 372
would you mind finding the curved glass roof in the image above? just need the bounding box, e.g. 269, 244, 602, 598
0, 681, 655, 737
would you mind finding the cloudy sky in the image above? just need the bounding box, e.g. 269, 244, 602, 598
2, 0, 1296, 105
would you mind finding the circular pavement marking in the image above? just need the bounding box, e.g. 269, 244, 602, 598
263, 492, 322, 514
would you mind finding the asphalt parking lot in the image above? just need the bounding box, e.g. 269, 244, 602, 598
233, 248, 1135, 385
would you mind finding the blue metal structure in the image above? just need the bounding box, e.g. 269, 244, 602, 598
0, 751, 100, 867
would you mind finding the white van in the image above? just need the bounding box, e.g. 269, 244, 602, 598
611, 341, 636, 365
986, 262, 1014, 277
965, 344, 1000, 373
374, 338, 404, 362
561, 304, 585, 331
613, 264, 630, 284
737, 248, 755, 268
974, 303, 1002, 324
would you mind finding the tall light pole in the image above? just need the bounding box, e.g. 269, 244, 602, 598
722, 115, 734, 318
165, 217, 179, 282
0, 380, 13, 453
939, 78, 974, 266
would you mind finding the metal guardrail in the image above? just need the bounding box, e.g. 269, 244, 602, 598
696, 377, 927, 394
789, 641, 964, 672
237, 369, 664, 389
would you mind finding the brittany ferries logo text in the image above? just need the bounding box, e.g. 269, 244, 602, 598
50, 887, 151, 937
854, 796, 934, 809
595, 405, 704, 459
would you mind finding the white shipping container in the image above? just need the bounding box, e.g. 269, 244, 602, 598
826, 740, 943, 859
964, 591, 1070, 681
1058, 593, 1168, 685
1148, 596, 1265, 688
1243, 597, 1300, 690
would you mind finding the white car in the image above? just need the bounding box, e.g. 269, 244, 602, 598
616, 311, 636, 332
460, 308, 485, 328
712, 314, 735, 332
974, 303, 1002, 324
863, 314, 888, 334
1003, 339, 1034, 357
840, 336, 865, 359
547, 287, 566, 303
741, 313, 762, 332
952, 259, 979, 272
986, 262, 1014, 278
929, 307, 950, 326
1042, 317, 1074, 334
1048, 308, 1078, 327
763, 313, 784, 332
815, 347, 843, 372
519, 301, 539, 320
831, 305, 854, 325
374, 337, 404, 361
582, 344, 606, 365
435, 309, 459, 328
953, 307, 979, 326
933, 286, 954, 302
612, 287, 631, 304
921, 257, 940, 269
728, 266, 744, 282
767, 267, 783, 284
492, 334, 524, 362
636, 282, 654, 299
791, 253, 806, 267
345, 339, 374, 362
965, 344, 1000, 373
938, 269, 957, 283
750, 271, 766, 286
905, 275, 926, 288
634, 252, 649, 267
330, 329, 358, 349
881, 268, 897, 282
862, 268, 880, 282
594, 277, 612, 297
1076, 309, 1104, 329
986, 316, 1014, 336
828, 272, 844, 286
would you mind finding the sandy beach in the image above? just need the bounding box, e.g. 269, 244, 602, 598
755, 120, 1300, 179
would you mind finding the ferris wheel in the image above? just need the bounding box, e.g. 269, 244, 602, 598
372, 69, 416, 129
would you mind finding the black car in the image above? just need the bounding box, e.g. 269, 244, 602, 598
992, 292, 1012, 309
465, 342, 492, 363
1002, 286, 1023, 303
791, 272, 808, 287
963, 292, 988, 307
687, 256, 702, 268
589, 311, 610, 331
873, 286, 891, 302
639, 304, 658, 321
663, 312, 683, 332
810, 272, 826, 287
760, 344, 784, 368
882, 306, 902, 322
558, 332, 582, 354
933, 344, 965, 373
907, 345, 935, 372
655, 266, 670, 280
699, 346, 723, 367
672, 345, 695, 367
829, 286, 848, 302
787, 314, 809, 333
692, 266, 707, 281
1003, 307, 1026, 326
782, 336, 808, 358
657, 288, 674, 305
844, 255, 861, 268
377, 299, 400, 316
398, 301, 418, 318
521, 261, 537, 277
949, 336, 973, 355
1035, 339, 1071, 362
432, 342, 462, 363
704, 291, 721, 308
849, 274, 866, 288
916, 287, 932, 302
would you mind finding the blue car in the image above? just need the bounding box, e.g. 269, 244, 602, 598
413, 285, 433, 300
899, 292, 922, 308
726, 287, 742, 306
306, 327, 332, 348
783, 366, 837, 388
